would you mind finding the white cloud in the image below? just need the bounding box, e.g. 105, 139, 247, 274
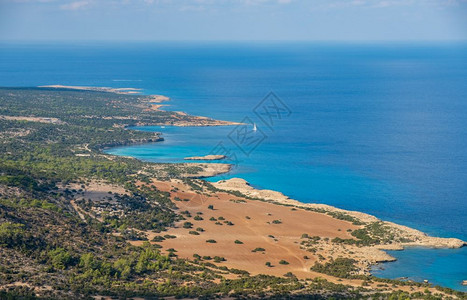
5, 0, 465, 11
60, 0, 90, 10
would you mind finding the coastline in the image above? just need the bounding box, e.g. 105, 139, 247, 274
211, 178, 466, 251
48, 84, 465, 249
108, 126, 467, 286
39, 85, 243, 127
132, 176, 465, 288
39, 84, 144, 94
42, 85, 466, 288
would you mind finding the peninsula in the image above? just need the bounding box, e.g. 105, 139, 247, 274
0, 86, 465, 299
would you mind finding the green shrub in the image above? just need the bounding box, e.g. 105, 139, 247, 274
310, 258, 357, 278
213, 256, 226, 263
152, 235, 165, 242
48, 248, 73, 270
183, 222, 193, 229
0, 222, 26, 248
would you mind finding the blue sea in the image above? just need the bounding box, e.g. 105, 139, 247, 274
1, 42, 466, 291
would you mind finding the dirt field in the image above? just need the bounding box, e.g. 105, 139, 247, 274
143, 180, 358, 279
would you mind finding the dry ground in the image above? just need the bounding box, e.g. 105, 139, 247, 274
142, 179, 359, 279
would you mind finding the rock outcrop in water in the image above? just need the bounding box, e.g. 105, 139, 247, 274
184, 155, 226, 161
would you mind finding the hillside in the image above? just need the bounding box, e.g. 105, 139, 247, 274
0, 87, 465, 299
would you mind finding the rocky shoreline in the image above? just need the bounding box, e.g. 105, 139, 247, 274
206, 178, 466, 278
39, 85, 143, 94
68, 84, 464, 281
212, 178, 465, 250
39, 85, 242, 127
184, 154, 226, 161
96, 135, 164, 151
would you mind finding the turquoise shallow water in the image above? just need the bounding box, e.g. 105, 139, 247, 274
371, 247, 467, 290
1, 42, 466, 291
107, 124, 467, 292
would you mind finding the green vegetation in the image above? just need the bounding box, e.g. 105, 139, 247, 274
234, 240, 243, 244
206, 239, 217, 243
279, 260, 289, 265
0, 222, 27, 248
183, 221, 193, 229
311, 258, 358, 278
230, 199, 246, 203
330, 222, 414, 247
252, 247, 266, 253
152, 235, 165, 242
0, 88, 463, 299
326, 211, 365, 225
213, 256, 226, 263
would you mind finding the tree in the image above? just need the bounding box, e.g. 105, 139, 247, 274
48, 248, 73, 270
0, 222, 25, 248
213, 256, 225, 263
183, 222, 193, 229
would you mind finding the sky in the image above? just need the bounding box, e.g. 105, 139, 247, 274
0, 0, 466, 41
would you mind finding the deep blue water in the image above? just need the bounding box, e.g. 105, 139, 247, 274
1, 42, 466, 291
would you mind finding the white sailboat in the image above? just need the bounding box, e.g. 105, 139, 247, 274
252, 123, 257, 132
